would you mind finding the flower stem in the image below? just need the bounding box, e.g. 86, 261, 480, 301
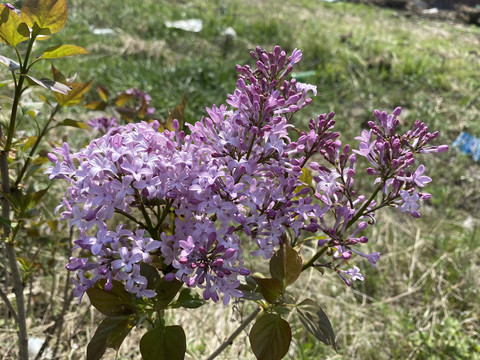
206, 306, 261, 360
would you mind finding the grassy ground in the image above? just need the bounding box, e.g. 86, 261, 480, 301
1, 0, 480, 359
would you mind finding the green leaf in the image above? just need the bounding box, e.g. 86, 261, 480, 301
25, 75, 71, 94
249, 313, 292, 360
171, 288, 205, 309
54, 79, 92, 106
96, 84, 109, 102
86, 315, 137, 360
31, 187, 49, 206
21, 0, 67, 35
154, 276, 183, 310
50, 63, 66, 83
0, 55, 20, 71
296, 298, 337, 351
166, 93, 187, 131
0, 216, 11, 228
57, 118, 88, 130
115, 106, 137, 121
37, 93, 51, 105
0, 5, 29, 47
269, 243, 303, 287
22, 136, 37, 151
139, 262, 160, 290
252, 277, 283, 304
237, 276, 263, 301
113, 92, 133, 107
39, 44, 89, 59
140, 325, 186, 360
86, 280, 136, 316
295, 167, 313, 194
84, 100, 107, 110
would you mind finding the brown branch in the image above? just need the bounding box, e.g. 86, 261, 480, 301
0, 286, 19, 323
206, 306, 261, 360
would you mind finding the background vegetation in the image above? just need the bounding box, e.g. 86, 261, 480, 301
1, 0, 479, 358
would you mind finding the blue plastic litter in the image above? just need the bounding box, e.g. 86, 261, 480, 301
453, 132, 480, 162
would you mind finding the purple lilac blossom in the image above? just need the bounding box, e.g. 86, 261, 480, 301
88, 116, 118, 133
125, 88, 155, 117
47, 46, 447, 303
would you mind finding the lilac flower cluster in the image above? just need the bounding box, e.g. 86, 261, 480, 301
47, 46, 447, 302
302, 107, 447, 284
124, 87, 155, 118
87, 116, 118, 133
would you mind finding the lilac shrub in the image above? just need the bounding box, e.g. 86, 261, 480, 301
47, 46, 447, 359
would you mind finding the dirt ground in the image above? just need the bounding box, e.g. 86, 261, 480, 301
351, 0, 480, 25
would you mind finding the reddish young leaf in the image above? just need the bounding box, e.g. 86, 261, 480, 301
39, 44, 89, 59
270, 243, 303, 287
166, 93, 187, 131
54, 79, 93, 106
96, 84, 109, 102
21, 0, 67, 35
0, 5, 29, 47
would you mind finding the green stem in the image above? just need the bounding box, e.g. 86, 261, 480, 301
1, 34, 38, 360
5, 36, 36, 154
139, 201, 156, 239
15, 104, 61, 187
345, 183, 382, 230
114, 209, 147, 228
302, 245, 329, 271
1, 138, 28, 359
155, 200, 173, 231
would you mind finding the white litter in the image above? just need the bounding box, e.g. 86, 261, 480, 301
90, 26, 115, 35
165, 19, 203, 32
221, 27, 237, 38
423, 8, 439, 14
28, 337, 52, 359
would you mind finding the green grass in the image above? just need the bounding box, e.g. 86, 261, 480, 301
1, 0, 480, 359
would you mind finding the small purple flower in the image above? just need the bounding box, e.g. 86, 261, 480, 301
88, 116, 118, 133
411, 165, 432, 188
397, 190, 419, 213
352, 249, 381, 268
346, 266, 364, 282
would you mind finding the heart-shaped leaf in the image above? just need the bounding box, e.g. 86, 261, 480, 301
165, 93, 187, 131
0, 55, 20, 71
296, 298, 337, 351
96, 84, 109, 102
86, 280, 135, 316
57, 118, 88, 130
171, 288, 205, 309
252, 277, 283, 304
249, 313, 292, 360
86, 315, 137, 360
270, 243, 303, 287
0, 5, 29, 47
54, 79, 92, 106
154, 277, 183, 310
25, 75, 71, 94
140, 325, 186, 360
39, 44, 89, 59
21, 0, 67, 35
